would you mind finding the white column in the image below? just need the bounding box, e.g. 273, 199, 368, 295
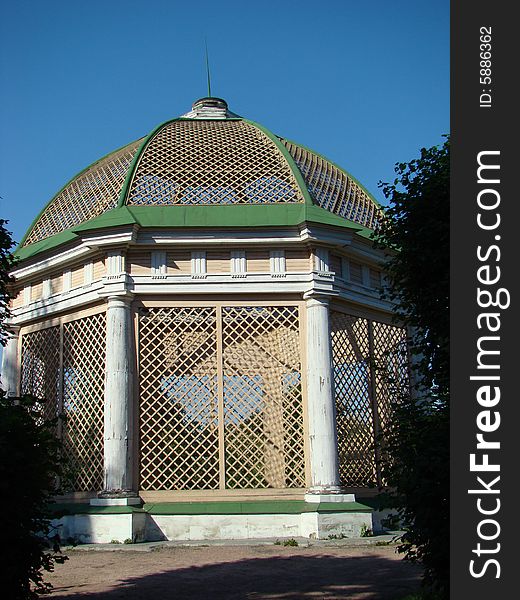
1, 325, 20, 397
97, 294, 138, 504
305, 297, 354, 502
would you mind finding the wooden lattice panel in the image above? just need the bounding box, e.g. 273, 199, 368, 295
127, 120, 303, 206
371, 321, 408, 432
281, 140, 380, 230
330, 312, 376, 487
222, 306, 305, 489
331, 311, 409, 488
139, 307, 220, 490
62, 313, 106, 492
20, 315, 106, 492
20, 326, 61, 423
23, 140, 142, 246
138, 304, 305, 491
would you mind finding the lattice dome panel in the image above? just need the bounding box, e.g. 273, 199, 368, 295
281, 140, 380, 229
222, 305, 305, 489
61, 313, 106, 492
330, 312, 376, 487
127, 120, 304, 206
23, 140, 142, 246
139, 307, 220, 491
20, 326, 61, 424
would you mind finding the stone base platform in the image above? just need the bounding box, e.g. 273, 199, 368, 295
51, 500, 377, 545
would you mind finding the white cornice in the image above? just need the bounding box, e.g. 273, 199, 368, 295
11, 245, 93, 281
137, 227, 306, 246
10, 269, 392, 325
11, 225, 382, 284
334, 278, 394, 313
10, 281, 105, 324
79, 225, 139, 248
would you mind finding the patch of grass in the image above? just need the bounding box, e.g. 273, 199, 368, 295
123, 538, 133, 544
274, 538, 299, 546
110, 539, 121, 544
327, 533, 347, 540
359, 525, 373, 537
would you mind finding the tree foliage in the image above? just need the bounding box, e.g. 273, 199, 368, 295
0, 221, 67, 598
375, 139, 449, 397
0, 219, 16, 346
373, 138, 449, 598
0, 393, 68, 599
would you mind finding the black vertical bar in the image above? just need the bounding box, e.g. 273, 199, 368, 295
452, 1, 515, 597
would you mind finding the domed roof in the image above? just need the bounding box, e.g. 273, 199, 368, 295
19, 98, 381, 254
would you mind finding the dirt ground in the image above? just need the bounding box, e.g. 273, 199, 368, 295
46, 541, 422, 599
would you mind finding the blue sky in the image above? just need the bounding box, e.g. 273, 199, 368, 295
0, 0, 449, 247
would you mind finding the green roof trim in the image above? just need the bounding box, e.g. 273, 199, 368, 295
14, 207, 139, 261
72, 205, 138, 231
127, 203, 364, 230
14, 203, 366, 261
14, 230, 79, 261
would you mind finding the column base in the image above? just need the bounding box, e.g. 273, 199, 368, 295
91, 489, 141, 506
305, 486, 356, 503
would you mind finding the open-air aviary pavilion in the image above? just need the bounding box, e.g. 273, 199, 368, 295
1, 97, 408, 543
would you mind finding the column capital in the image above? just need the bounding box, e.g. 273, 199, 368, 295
105, 292, 134, 307
303, 291, 333, 306
3, 324, 21, 338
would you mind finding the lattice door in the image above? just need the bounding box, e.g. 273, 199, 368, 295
62, 313, 106, 492
222, 306, 305, 489
331, 310, 408, 488
139, 307, 220, 490
138, 304, 305, 491
330, 313, 376, 487
372, 321, 409, 434
20, 326, 61, 424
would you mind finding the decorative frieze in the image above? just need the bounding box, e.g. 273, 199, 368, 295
63, 269, 72, 292
191, 251, 207, 278
151, 251, 167, 277
230, 250, 246, 277
314, 247, 330, 274
269, 250, 286, 277
84, 261, 94, 285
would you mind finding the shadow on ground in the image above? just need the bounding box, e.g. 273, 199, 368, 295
51, 552, 422, 599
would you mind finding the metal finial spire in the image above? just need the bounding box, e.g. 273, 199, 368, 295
205, 38, 212, 98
